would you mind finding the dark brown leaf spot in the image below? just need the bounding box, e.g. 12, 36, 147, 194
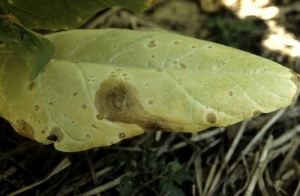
82, 104, 86, 109
94, 78, 183, 132
148, 100, 154, 105
118, 132, 126, 139
147, 39, 157, 48
179, 63, 186, 69
96, 114, 103, 120
206, 113, 217, 124
86, 134, 91, 139
34, 105, 39, 111
92, 124, 98, 129
28, 82, 36, 91
228, 91, 233, 96
173, 41, 180, 45
41, 130, 45, 134
191, 45, 196, 49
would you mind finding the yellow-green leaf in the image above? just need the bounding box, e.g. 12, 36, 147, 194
0, 29, 298, 152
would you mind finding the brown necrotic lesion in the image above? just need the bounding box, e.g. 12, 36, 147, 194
94, 78, 183, 132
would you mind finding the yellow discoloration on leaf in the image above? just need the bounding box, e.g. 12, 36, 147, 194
0, 29, 298, 152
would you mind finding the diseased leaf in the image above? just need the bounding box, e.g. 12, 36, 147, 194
6, 0, 156, 29
0, 18, 55, 80
0, 29, 298, 152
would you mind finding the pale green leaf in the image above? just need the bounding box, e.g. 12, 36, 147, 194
0, 18, 55, 80
0, 29, 298, 152
6, 0, 156, 29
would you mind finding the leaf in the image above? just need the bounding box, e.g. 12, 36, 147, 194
0, 18, 55, 80
0, 29, 298, 152
161, 182, 184, 196
166, 161, 193, 184
119, 176, 135, 196
0, 0, 9, 14
173, 170, 193, 184
6, 0, 156, 29
167, 161, 182, 175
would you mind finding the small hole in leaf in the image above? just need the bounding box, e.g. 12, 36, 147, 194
47, 134, 57, 141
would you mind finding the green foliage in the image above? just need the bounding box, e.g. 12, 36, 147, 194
120, 176, 135, 196
3, 0, 153, 29
160, 161, 193, 196
0, 18, 55, 81
119, 145, 193, 196
0, 0, 8, 14
209, 16, 257, 48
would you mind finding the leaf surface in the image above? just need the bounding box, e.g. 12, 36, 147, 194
0, 0, 8, 14
0, 18, 55, 80
5, 0, 156, 29
0, 29, 298, 151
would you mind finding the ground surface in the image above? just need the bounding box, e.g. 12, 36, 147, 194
1, 0, 300, 195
